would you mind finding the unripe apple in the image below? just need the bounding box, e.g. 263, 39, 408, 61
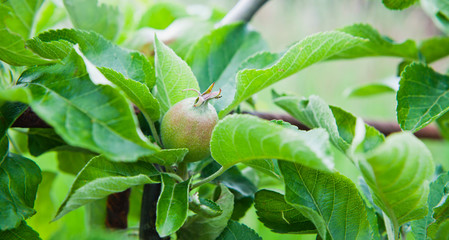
160, 84, 221, 162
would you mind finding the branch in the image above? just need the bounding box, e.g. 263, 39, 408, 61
245, 111, 442, 140
139, 184, 165, 240
218, 0, 270, 26
105, 188, 131, 229
11, 107, 443, 139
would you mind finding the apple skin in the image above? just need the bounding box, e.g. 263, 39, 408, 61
161, 97, 218, 162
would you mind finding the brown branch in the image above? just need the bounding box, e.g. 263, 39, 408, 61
11, 107, 443, 139
105, 188, 131, 229
245, 111, 442, 140
11, 108, 51, 128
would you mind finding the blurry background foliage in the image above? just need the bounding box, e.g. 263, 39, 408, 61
9, 0, 449, 239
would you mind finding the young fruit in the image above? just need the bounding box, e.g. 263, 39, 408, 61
160, 84, 221, 162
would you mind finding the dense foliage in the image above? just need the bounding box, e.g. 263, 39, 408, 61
1, 0, 449, 239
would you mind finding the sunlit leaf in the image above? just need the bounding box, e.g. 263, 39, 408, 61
359, 132, 434, 236
219, 31, 365, 117
63, 0, 122, 40
27, 171, 57, 239
346, 82, 397, 98
397, 63, 449, 132
99, 67, 161, 121
274, 94, 384, 153
27, 29, 154, 87
211, 114, 334, 172
138, 2, 187, 30
18, 50, 160, 161
153, 36, 200, 115
419, 36, 449, 63
0, 2, 51, 66
333, 23, 418, 60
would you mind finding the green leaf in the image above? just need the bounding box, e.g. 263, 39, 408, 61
27, 171, 57, 239
346, 82, 397, 98
419, 36, 449, 63
63, 0, 122, 41
216, 220, 262, 240
397, 62, 449, 132
156, 174, 191, 237
27, 29, 154, 87
2, 0, 44, 38
421, 0, 449, 35
333, 23, 418, 60
27, 128, 65, 156
18, 50, 160, 161
154, 35, 200, 115
210, 114, 334, 172
0, 101, 27, 138
280, 161, 372, 239
437, 111, 449, 142
138, 2, 187, 30
54, 155, 160, 221
0, 153, 42, 230
428, 195, 449, 238
202, 162, 257, 220
0, 135, 7, 163
189, 193, 223, 218
274, 94, 384, 153
202, 162, 257, 198
0, 87, 31, 103
244, 159, 281, 179
218, 31, 365, 117
139, 148, 188, 166
178, 185, 234, 240
185, 23, 268, 111
99, 67, 161, 121
0, 3, 52, 66
381, 0, 418, 9
0, 221, 41, 240
254, 189, 316, 234
359, 132, 434, 235
435, 219, 449, 239
411, 171, 449, 239
56, 148, 97, 175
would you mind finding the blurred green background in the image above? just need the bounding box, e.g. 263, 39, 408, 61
14, 0, 449, 239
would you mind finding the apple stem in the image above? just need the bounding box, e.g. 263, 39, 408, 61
183, 83, 222, 107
